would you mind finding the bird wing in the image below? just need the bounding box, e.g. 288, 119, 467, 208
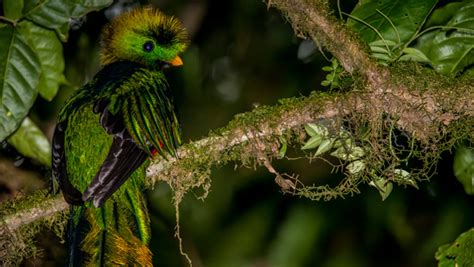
52, 84, 97, 205
53, 63, 181, 207
119, 70, 182, 158
82, 68, 181, 207
52, 121, 84, 205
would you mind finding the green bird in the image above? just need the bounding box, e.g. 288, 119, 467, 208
52, 6, 188, 266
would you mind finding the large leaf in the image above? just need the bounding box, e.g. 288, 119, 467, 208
416, 1, 474, 74
7, 117, 51, 166
348, 0, 438, 44
3, 0, 24, 19
17, 20, 65, 101
23, 0, 113, 41
436, 228, 474, 267
0, 24, 41, 141
425, 1, 465, 28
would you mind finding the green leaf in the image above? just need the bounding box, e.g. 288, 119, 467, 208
330, 146, 349, 159
399, 47, 431, 63
304, 123, 327, 137
418, 33, 474, 74
268, 206, 323, 267
3, 0, 24, 19
370, 45, 390, 54
0, 25, 41, 141
314, 138, 335, 156
23, 0, 113, 41
301, 135, 323, 150
7, 117, 51, 166
350, 146, 365, 159
393, 169, 419, 189
425, 2, 466, 28
304, 123, 318, 136
321, 80, 331, 86
346, 160, 366, 174
348, 0, 437, 44
369, 39, 398, 47
322, 66, 333, 72
369, 177, 393, 201
436, 228, 474, 267
17, 21, 65, 100
331, 146, 365, 161
279, 137, 287, 158
453, 145, 474, 195
416, 1, 474, 74
372, 52, 392, 61
332, 135, 353, 149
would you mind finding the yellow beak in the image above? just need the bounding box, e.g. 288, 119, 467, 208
167, 56, 183, 66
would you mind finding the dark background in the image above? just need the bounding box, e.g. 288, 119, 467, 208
0, 0, 472, 266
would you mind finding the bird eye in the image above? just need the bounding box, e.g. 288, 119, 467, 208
143, 41, 154, 52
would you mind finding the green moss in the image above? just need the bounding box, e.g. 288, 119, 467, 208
149, 92, 335, 206
161, 59, 472, 203
0, 191, 69, 266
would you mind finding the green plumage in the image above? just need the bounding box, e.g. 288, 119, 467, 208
52, 6, 188, 266
59, 68, 181, 159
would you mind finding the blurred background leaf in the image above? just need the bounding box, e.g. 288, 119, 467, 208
7, 117, 51, 166
416, 0, 474, 74
348, 0, 437, 44
453, 144, 473, 195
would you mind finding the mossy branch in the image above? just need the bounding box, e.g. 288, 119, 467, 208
1, 78, 471, 263
1, 0, 473, 264
266, 0, 472, 139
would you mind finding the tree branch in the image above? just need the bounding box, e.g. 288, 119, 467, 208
267, 0, 472, 139
267, 0, 377, 75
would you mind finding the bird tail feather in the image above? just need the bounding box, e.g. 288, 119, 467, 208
67, 188, 151, 266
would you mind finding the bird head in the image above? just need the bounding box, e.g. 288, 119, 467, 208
100, 6, 188, 68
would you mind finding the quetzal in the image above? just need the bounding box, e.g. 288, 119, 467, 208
51, 6, 188, 266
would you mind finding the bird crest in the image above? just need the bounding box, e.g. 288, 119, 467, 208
100, 6, 188, 67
